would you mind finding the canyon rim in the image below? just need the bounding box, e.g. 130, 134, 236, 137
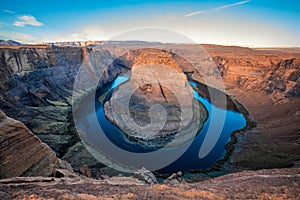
0, 0, 300, 199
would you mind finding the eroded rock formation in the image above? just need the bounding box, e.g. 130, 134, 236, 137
0, 43, 299, 176
0, 46, 85, 157
204, 45, 300, 100
104, 49, 207, 147
0, 109, 57, 178
0, 46, 124, 177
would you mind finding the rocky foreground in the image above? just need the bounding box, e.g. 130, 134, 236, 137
0, 167, 299, 199
0, 110, 57, 178
0, 100, 299, 199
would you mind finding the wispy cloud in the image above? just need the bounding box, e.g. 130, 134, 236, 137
0, 30, 39, 43
2, 9, 15, 14
184, 0, 250, 17
13, 15, 43, 27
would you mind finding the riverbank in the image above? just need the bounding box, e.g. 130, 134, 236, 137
226, 88, 300, 170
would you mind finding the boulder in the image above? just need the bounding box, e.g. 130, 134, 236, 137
79, 165, 92, 178
0, 110, 57, 178
163, 171, 183, 184
133, 167, 158, 184
62, 142, 105, 176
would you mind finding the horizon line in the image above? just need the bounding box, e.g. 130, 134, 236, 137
1, 39, 300, 48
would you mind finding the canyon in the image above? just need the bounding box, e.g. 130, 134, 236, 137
0, 41, 299, 198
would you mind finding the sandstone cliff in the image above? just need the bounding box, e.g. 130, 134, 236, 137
0, 109, 57, 178
204, 45, 300, 100
0, 46, 85, 157
106, 42, 300, 101
0, 46, 124, 176
202, 45, 300, 170
0, 43, 299, 176
102, 42, 300, 170
104, 48, 207, 147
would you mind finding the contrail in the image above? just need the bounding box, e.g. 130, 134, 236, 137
184, 0, 250, 17
2, 9, 16, 14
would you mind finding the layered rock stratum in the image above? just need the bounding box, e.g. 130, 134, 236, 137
104, 49, 207, 147
0, 42, 299, 198
0, 109, 57, 178
0, 46, 123, 176
202, 45, 300, 169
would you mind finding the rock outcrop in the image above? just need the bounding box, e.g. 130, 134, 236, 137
133, 167, 158, 184
200, 46, 300, 170
0, 46, 85, 157
106, 42, 300, 101
263, 58, 300, 97
102, 42, 300, 171
204, 45, 300, 100
0, 46, 122, 158
104, 49, 207, 147
0, 109, 57, 178
0, 167, 299, 199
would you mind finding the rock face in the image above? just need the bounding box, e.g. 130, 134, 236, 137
61, 142, 105, 178
0, 109, 57, 178
0, 43, 299, 176
0, 46, 85, 157
205, 45, 300, 100
0, 46, 122, 158
104, 49, 207, 147
202, 46, 300, 170
107, 42, 300, 101
263, 58, 300, 97
103, 42, 300, 170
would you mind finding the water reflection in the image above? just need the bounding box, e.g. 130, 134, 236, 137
88, 75, 246, 173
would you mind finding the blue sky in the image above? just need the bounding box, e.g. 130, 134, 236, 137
0, 0, 299, 46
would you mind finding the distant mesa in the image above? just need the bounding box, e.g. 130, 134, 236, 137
48, 40, 163, 47
51, 41, 103, 47
0, 40, 22, 46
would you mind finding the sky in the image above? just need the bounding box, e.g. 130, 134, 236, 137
0, 0, 299, 47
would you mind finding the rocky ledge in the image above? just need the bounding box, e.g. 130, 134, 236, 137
0, 167, 299, 199
0, 46, 125, 177
0, 109, 57, 178
104, 49, 207, 147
